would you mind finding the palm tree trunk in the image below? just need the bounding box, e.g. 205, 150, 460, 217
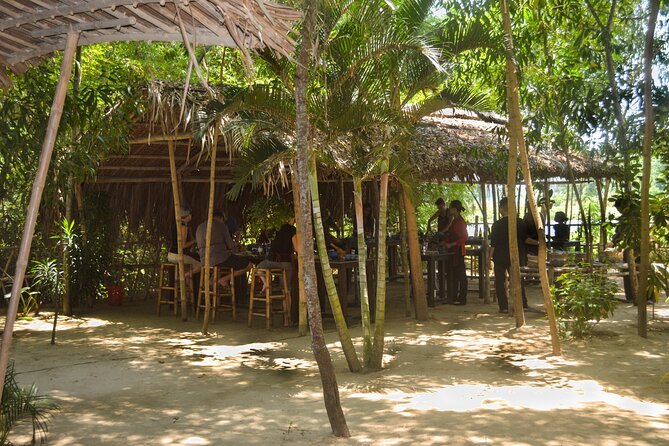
370, 164, 390, 370
295, 0, 349, 436
501, 0, 560, 354
401, 188, 428, 320
352, 177, 372, 367
0, 31, 80, 404
398, 188, 412, 317
638, 0, 659, 338
291, 173, 308, 336
310, 158, 362, 373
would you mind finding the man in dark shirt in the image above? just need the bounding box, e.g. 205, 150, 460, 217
489, 198, 528, 313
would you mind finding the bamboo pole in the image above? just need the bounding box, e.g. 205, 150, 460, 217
168, 139, 189, 321
370, 166, 389, 370
501, 0, 560, 354
202, 128, 219, 334
339, 175, 345, 239
480, 183, 491, 303
0, 31, 80, 403
353, 177, 372, 367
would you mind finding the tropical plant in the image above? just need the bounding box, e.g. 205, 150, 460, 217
0, 362, 58, 445
552, 269, 619, 339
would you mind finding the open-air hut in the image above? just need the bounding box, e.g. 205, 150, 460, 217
0, 0, 301, 399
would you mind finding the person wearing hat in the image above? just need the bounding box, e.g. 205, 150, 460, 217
552, 211, 570, 251
443, 199, 469, 305
167, 205, 202, 275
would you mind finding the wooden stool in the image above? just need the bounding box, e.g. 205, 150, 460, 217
156, 262, 193, 316
248, 268, 291, 329
196, 266, 236, 322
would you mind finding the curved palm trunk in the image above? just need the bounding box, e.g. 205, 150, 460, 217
370, 165, 390, 370
295, 1, 349, 436
638, 0, 660, 338
401, 188, 428, 320
352, 177, 372, 367
501, 0, 560, 354
310, 157, 362, 373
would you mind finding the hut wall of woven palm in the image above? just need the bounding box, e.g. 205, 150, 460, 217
411, 111, 621, 184
0, 0, 301, 88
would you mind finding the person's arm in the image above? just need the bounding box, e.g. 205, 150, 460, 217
426, 210, 438, 232
180, 225, 196, 249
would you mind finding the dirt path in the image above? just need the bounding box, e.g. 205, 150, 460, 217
4, 285, 669, 445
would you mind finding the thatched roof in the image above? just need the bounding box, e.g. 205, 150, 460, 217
0, 0, 301, 88
410, 110, 620, 183
94, 107, 619, 185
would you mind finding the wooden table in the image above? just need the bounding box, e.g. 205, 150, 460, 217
421, 251, 452, 307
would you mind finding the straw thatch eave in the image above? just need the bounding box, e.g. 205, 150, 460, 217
0, 0, 301, 88
410, 111, 621, 184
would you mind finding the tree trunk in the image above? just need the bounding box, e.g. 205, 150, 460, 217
168, 139, 188, 321
310, 158, 362, 373
370, 165, 389, 370
398, 188, 412, 317
401, 188, 428, 320
0, 31, 80, 404
295, 0, 350, 436
501, 0, 561, 354
291, 173, 308, 337
352, 176, 372, 367
638, 0, 659, 338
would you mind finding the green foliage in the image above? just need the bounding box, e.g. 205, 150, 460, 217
243, 195, 294, 242
551, 269, 619, 339
28, 258, 63, 317
0, 363, 58, 445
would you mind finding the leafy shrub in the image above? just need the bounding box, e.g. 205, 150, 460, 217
0, 363, 58, 445
551, 269, 619, 339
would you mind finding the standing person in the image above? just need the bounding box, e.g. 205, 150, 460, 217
552, 211, 570, 251
167, 205, 201, 276
489, 198, 528, 313
426, 198, 451, 240
196, 210, 251, 287
443, 200, 468, 305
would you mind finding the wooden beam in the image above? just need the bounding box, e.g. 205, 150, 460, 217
31, 17, 137, 38
0, 0, 185, 31
128, 133, 191, 144
0, 30, 80, 404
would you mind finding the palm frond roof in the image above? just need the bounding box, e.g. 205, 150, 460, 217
0, 0, 301, 88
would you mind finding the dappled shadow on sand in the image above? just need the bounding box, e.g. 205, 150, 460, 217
5, 283, 669, 445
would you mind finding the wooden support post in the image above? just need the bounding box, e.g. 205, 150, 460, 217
168, 139, 189, 321
480, 183, 491, 303
202, 129, 219, 334
0, 31, 80, 402
339, 175, 345, 239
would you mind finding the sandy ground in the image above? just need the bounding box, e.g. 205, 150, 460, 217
3, 281, 669, 446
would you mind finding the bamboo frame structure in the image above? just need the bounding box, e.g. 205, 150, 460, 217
0, 31, 80, 403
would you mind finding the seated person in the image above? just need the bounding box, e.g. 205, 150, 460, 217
552, 211, 570, 250
256, 217, 298, 291
324, 229, 347, 258
196, 210, 251, 287
167, 206, 201, 276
